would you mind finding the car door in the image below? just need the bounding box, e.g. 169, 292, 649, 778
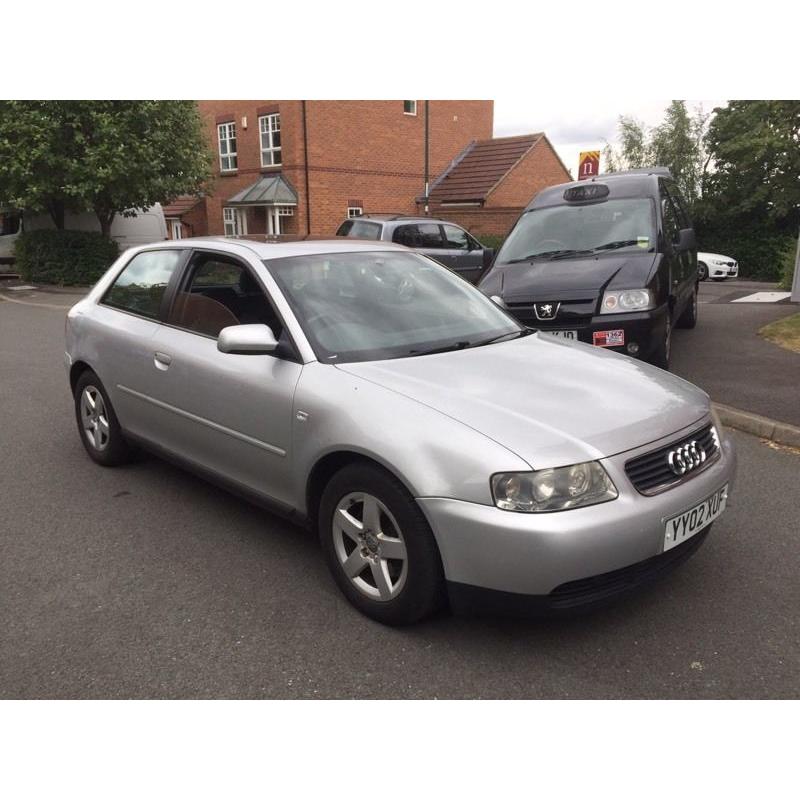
659, 180, 688, 311
143, 249, 303, 506
92, 248, 188, 440
441, 223, 484, 283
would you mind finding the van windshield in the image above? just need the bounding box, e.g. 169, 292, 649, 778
497, 198, 655, 264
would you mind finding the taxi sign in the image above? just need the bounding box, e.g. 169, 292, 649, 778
578, 151, 600, 180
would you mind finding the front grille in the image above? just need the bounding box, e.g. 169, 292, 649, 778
548, 528, 710, 610
625, 423, 719, 495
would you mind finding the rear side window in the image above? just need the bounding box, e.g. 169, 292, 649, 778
103, 250, 182, 319
335, 219, 382, 240
392, 223, 445, 249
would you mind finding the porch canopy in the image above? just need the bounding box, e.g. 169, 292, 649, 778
227, 174, 298, 207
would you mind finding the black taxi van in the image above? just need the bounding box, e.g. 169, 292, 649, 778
478, 168, 698, 369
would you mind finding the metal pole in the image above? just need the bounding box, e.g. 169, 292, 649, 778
302, 100, 311, 236
424, 100, 430, 216
791, 227, 800, 303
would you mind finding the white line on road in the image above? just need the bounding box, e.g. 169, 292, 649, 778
731, 292, 792, 303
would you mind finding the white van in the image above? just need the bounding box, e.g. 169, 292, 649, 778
0, 205, 168, 266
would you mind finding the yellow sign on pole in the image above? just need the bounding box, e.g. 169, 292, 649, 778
578, 151, 601, 180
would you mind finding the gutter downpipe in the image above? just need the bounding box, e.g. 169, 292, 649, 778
424, 100, 430, 216
302, 101, 311, 235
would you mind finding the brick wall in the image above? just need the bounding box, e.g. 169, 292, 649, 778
196, 100, 494, 237
428, 206, 523, 240
486, 137, 571, 208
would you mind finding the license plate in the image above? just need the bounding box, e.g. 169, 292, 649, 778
593, 329, 625, 347
542, 329, 577, 340
663, 484, 728, 552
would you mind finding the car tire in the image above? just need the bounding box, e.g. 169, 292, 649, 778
73, 370, 134, 466
318, 462, 445, 625
698, 262, 708, 281
650, 310, 672, 370
675, 285, 698, 329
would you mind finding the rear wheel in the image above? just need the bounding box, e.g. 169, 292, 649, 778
73, 370, 133, 466
318, 462, 445, 625
676, 285, 698, 329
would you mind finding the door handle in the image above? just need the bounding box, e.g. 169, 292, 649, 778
154, 351, 172, 370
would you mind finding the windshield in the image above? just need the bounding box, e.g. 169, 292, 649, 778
264, 251, 524, 363
498, 198, 655, 264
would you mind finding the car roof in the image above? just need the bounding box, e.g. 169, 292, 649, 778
526, 168, 673, 211
354, 214, 453, 224
137, 236, 410, 260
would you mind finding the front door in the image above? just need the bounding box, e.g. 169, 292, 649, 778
441, 224, 484, 283
144, 251, 302, 506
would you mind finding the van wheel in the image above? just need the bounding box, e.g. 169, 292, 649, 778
676, 285, 698, 329
318, 462, 445, 625
74, 370, 133, 466
698, 262, 708, 281
650, 311, 672, 370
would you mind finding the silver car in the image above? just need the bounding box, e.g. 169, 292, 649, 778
65, 238, 737, 625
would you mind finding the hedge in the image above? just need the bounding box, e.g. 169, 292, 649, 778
478, 234, 507, 251
14, 229, 119, 286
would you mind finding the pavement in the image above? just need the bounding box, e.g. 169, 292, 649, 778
1, 285, 799, 698
672, 279, 800, 427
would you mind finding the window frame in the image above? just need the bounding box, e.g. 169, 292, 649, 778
346, 206, 363, 219
217, 121, 238, 172
403, 100, 417, 116
99, 248, 188, 322
170, 219, 183, 240
223, 207, 248, 237
160, 248, 301, 360
258, 113, 282, 168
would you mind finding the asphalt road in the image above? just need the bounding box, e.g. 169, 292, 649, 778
672, 278, 800, 426
1, 292, 799, 698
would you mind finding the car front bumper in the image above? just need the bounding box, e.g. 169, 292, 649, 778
537, 304, 669, 362
709, 263, 738, 278
417, 427, 737, 609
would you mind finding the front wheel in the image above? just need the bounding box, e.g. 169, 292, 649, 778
675, 285, 698, 329
698, 262, 708, 281
318, 463, 445, 625
650, 310, 672, 370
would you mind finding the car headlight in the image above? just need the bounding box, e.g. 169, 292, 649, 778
710, 258, 727, 265
491, 462, 618, 513
600, 289, 654, 314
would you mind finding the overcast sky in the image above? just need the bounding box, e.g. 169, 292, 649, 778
493, 98, 728, 178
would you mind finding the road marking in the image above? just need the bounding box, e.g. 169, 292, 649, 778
0, 293, 72, 310
6, 284, 37, 291
731, 292, 792, 303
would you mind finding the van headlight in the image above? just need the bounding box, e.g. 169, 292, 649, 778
491, 462, 618, 512
600, 289, 654, 314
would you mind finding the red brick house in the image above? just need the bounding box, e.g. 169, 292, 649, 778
423, 133, 572, 238
165, 101, 570, 241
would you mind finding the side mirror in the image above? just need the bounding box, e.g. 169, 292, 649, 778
490, 295, 507, 309
217, 324, 278, 355
676, 228, 696, 252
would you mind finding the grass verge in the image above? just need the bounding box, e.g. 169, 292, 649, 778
759, 313, 800, 354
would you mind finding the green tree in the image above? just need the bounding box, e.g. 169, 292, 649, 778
603, 101, 708, 204
0, 101, 212, 236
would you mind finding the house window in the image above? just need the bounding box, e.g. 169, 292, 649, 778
267, 206, 294, 236
347, 206, 363, 219
223, 207, 247, 237
259, 113, 282, 167
403, 101, 417, 115
217, 122, 237, 172
170, 220, 183, 240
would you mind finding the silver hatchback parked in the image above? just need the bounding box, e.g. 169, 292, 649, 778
65, 238, 736, 624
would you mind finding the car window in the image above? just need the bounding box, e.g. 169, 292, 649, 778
665, 183, 691, 230
336, 219, 382, 240
167, 253, 284, 340
442, 224, 470, 250
660, 182, 681, 244
103, 250, 183, 319
392, 223, 445, 249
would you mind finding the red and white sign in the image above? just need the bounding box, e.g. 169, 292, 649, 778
578, 151, 601, 180
593, 329, 625, 347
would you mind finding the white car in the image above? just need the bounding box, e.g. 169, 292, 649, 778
698, 252, 738, 281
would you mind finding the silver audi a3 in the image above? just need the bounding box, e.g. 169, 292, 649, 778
65, 238, 737, 624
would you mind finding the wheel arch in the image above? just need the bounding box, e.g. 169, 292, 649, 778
69, 360, 94, 393
305, 449, 419, 531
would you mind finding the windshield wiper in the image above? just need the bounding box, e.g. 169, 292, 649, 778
469, 329, 533, 348
591, 239, 642, 251
407, 340, 472, 357
504, 249, 578, 263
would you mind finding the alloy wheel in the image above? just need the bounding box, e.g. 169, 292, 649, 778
80, 385, 110, 451
332, 492, 408, 601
